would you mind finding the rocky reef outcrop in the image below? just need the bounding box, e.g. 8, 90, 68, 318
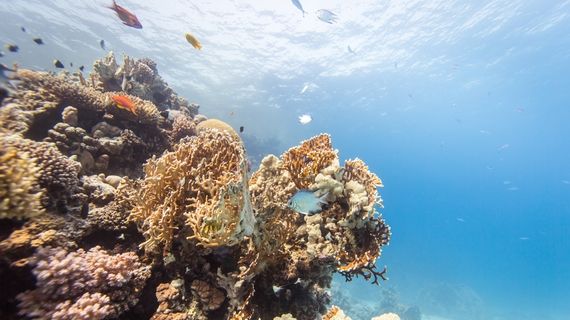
0, 53, 392, 320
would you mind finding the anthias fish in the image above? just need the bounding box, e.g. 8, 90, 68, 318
108, 0, 142, 29
33, 38, 44, 45
111, 95, 137, 114
185, 32, 202, 50
287, 190, 327, 215
100, 39, 106, 50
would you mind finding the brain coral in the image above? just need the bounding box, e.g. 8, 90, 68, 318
130, 128, 255, 254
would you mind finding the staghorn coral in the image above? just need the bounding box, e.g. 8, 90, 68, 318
0, 135, 44, 219
130, 128, 255, 254
17, 246, 150, 320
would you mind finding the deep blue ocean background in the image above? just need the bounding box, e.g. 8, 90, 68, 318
2, 1, 569, 319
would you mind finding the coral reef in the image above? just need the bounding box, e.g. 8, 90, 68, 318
0, 53, 392, 320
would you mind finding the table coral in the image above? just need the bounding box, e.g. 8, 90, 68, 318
130, 128, 255, 254
17, 246, 150, 320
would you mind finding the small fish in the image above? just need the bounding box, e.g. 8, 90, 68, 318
347, 45, 356, 54
121, 73, 128, 91
298, 114, 312, 125
287, 190, 327, 215
290, 0, 306, 16
0, 52, 4, 57
185, 32, 202, 50
562, 180, 570, 185
100, 39, 106, 50
69, 62, 73, 67
33, 38, 44, 45
5, 44, 18, 53
111, 94, 137, 114
79, 65, 85, 72
315, 9, 339, 24
53, 59, 65, 68
519, 237, 529, 241
239, 126, 244, 133
107, 0, 142, 29
456, 217, 465, 223
21, 26, 26, 32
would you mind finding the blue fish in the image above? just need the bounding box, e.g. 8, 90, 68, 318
316, 9, 339, 24
287, 190, 328, 215
291, 0, 306, 17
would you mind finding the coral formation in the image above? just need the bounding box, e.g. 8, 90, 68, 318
0, 53, 392, 320
17, 246, 150, 320
130, 128, 254, 253
0, 135, 44, 219
91, 52, 198, 114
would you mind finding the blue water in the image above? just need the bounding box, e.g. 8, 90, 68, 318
2, 1, 569, 319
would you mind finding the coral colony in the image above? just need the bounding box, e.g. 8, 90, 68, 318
0, 52, 394, 320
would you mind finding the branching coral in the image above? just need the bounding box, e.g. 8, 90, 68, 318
0, 135, 44, 219
17, 246, 150, 320
130, 128, 255, 254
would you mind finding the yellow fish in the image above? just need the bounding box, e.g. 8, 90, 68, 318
185, 32, 202, 50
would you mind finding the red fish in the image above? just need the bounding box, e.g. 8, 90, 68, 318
108, 0, 142, 29
111, 95, 137, 114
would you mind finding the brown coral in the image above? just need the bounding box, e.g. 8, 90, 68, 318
281, 134, 337, 189
0, 136, 44, 219
191, 280, 226, 311
130, 128, 255, 254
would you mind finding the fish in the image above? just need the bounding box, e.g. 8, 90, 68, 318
0, 52, 4, 57
111, 94, 137, 114
239, 126, 244, 133
20, 26, 26, 32
53, 59, 65, 68
33, 38, 44, 45
185, 32, 202, 50
347, 45, 356, 54
69, 62, 73, 67
287, 190, 328, 215
5, 44, 18, 53
100, 39, 106, 50
79, 65, 85, 72
315, 9, 339, 24
290, 0, 306, 16
107, 0, 142, 29
121, 74, 128, 91
298, 114, 312, 125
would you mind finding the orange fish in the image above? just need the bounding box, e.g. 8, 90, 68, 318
107, 0, 142, 29
111, 95, 137, 114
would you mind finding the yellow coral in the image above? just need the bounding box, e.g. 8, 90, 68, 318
281, 134, 337, 189
0, 138, 44, 219
130, 128, 255, 254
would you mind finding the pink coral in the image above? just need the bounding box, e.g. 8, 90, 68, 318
17, 246, 150, 320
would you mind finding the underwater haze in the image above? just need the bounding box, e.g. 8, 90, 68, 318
2, 0, 570, 319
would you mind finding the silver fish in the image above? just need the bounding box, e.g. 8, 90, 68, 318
316, 9, 339, 24
287, 190, 327, 215
291, 0, 306, 17
0, 64, 16, 89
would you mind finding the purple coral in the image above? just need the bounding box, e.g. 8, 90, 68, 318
17, 246, 150, 320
